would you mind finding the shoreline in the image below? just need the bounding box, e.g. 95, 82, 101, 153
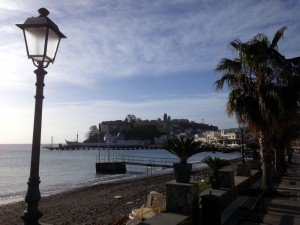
0, 167, 211, 225
0, 165, 174, 206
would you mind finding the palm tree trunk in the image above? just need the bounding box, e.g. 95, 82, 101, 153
276, 144, 286, 173
274, 147, 277, 172
287, 144, 292, 163
259, 131, 274, 192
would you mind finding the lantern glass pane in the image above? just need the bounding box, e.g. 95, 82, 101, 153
24, 27, 47, 61
46, 28, 60, 61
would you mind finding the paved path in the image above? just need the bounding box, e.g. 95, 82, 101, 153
240, 150, 300, 225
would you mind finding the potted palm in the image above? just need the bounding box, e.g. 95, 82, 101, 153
163, 137, 201, 183
202, 156, 230, 189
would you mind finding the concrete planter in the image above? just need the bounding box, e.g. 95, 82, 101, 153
173, 163, 192, 183
250, 160, 261, 170
236, 163, 251, 176
166, 180, 199, 216
209, 174, 221, 189
217, 167, 235, 189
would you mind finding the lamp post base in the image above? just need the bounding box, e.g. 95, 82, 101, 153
21, 210, 43, 225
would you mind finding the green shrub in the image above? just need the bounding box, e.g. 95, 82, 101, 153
202, 156, 230, 172
199, 179, 211, 192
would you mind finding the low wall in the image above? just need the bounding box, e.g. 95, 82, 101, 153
199, 170, 261, 225
200, 170, 261, 209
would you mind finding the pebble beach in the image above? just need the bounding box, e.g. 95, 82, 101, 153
0, 168, 211, 225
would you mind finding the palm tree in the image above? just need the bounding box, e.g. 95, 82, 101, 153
163, 136, 201, 183
163, 136, 201, 163
215, 27, 299, 192
202, 156, 230, 176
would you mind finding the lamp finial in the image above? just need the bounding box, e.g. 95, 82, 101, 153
38, 8, 49, 17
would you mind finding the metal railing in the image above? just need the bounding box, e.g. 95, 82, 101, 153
96, 154, 178, 167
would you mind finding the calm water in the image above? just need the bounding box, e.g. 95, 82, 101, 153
0, 144, 240, 205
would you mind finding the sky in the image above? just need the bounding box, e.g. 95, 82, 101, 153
0, 0, 299, 144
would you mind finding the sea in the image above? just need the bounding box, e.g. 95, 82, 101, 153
0, 144, 240, 205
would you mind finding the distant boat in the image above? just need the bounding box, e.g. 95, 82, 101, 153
105, 134, 149, 146
65, 140, 83, 147
65, 132, 83, 147
65, 134, 150, 148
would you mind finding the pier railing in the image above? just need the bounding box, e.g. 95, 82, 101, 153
96, 154, 179, 168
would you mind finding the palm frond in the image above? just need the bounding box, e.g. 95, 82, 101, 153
163, 137, 201, 163
270, 26, 287, 49
214, 73, 238, 91
202, 156, 230, 172
215, 27, 297, 136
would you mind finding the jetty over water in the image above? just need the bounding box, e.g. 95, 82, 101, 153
43, 144, 241, 153
43, 144, 162, 151
95, 154, 206, 174
97, 154, 179, 168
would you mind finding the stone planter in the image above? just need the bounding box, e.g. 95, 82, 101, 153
166, 181, 199, 216
217, 167, 235, 189
173, 163, 192, 183
209, 174, 220, 189
250, 160, 261, 170
236, 163, 251, 176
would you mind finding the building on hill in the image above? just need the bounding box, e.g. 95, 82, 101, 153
206, 131, 221, 144
100, 120, 128, 133
134, 113, 171, 133
195, 128, 253, 146
219, 129, 241, 145
98, 113, 219, 141
221, 129, 240, 139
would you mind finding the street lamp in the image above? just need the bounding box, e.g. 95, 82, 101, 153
238, 121, 245, 164
16, 8, 66, 225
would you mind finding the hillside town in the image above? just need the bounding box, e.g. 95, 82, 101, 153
84, 113, 253, 147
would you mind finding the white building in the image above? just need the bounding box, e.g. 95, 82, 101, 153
206, 131, 221, 144
220, 129, 241, 145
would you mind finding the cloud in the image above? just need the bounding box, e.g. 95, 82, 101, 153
0, 0, 299, 143
0, 93, 236, 143
1, 0, 299, 87
58, 0, 300, 84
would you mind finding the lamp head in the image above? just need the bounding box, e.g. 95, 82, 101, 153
16, 8, 66, 67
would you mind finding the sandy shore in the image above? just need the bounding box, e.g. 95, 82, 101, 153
0, 168, 211, 225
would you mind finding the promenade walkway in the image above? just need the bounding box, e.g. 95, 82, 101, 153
240, 150, 300, 225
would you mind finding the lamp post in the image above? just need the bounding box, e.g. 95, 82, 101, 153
238, 122, 245, 164
16, 8, 66, 225
98, 124, 101, 162
104, 133, 111, 162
